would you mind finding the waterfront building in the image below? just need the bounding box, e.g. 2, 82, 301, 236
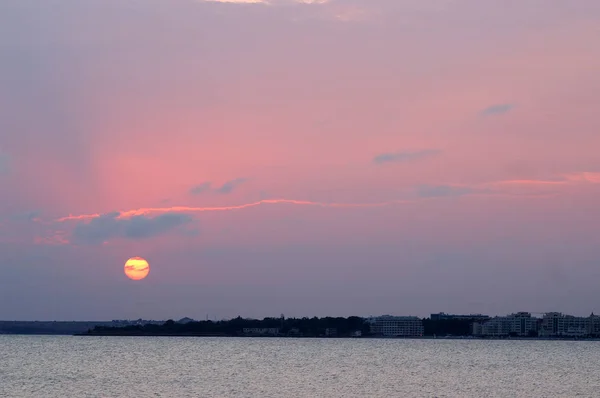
472, 322, 483, 336
368, 316, 424, 337
473, 316, 510, 336
472, 312, 537, 337
539, 313, 588, 337
588, 313, 600, 336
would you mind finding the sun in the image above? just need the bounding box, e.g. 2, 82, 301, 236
124, 257, 150, 281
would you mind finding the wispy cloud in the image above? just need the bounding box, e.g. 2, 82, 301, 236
57, 198, 415, 223
481, 104, 514, 116
189, 179, 248, 195
416, 172, 600, 199
189, 182, 212, 195
373, 150, 440, 165
49, 171, 600, 240
72, 212, 193, 244
487, 179, 566, 187
216, 178, 248, 194
480, 178, 567, 198
123, 214, 193, 239
561, 172, 600, 184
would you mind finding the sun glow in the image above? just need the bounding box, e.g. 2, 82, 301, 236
124, 257, 150, 281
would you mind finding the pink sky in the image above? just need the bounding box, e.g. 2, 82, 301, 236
1, 0, 599, 320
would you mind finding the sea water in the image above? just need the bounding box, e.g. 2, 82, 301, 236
1, 335, 600, 397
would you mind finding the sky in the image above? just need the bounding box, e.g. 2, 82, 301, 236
1, 0, 599, 321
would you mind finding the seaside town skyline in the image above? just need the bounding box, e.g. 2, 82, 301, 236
3, 311, 600, 338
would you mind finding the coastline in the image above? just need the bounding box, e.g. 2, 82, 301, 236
73, 333, 600, 341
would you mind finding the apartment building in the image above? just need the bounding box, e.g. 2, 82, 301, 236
473, 312, 537, 337
539, 313, 591, 337
587, 313, 600, 336
368, 316, 424, 337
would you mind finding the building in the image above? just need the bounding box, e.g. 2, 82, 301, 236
509, 312, 538, 336
368, 316, 424, 337
588, 313, 600, 336
242, 328, 279, 336
473, 317, 511, 336
430, 313, 490, 321
539, 313, 588, 337
473, 312, 538, 337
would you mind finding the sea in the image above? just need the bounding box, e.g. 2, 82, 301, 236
1, 336, 600, 397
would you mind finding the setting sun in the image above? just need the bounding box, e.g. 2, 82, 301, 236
124, 257, 150, 281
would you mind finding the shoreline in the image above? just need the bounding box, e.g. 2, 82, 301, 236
72, 333, 600, 341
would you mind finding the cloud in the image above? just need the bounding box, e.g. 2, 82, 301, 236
189, 182, 212, 195
57, 198, 416, 223
488, 179, 565, 187
416, 185, 475, 198
481, 104, 514, 116
373, 150, 440, 165
216, 178, 248, 194
72, 212, 122, 244
72, 212, 193, 244
189, 179, 248, 195
561, 172, 600, 184
124, 213, 193, 239
480, 179, 566, 197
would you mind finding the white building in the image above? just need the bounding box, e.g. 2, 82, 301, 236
368, 316, 424, 337
473, 312, 538, 337
539, 313, 589, 337
587, 314, 600, 336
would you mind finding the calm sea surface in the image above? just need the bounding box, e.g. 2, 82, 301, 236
2, 336, 600, 397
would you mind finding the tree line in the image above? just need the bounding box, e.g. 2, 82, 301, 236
86, 316, 370, 337
85, 316, 482, 337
